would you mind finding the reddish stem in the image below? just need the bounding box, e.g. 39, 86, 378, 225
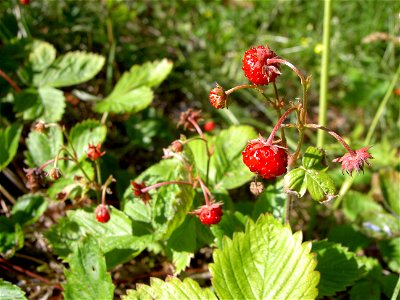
225, 84, 259, 95
266, 107, 297, 145
140, 180, 193, 194
188, 116, 204, 138
0, 258, 63, 290
198, 177, 212, 206
0, 69, 21, 92
305, 124, 356, 155
266, 58, 305, 83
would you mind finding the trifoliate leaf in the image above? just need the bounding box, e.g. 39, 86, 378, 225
63, 236, 114, 300
0, 279, 27, 300
210, 214, 320, 300
33, 52, 105, 88
68, 119, 107, 160
312, 240, 364, 297
123, 277, 216, 300
0, 123, 22, 171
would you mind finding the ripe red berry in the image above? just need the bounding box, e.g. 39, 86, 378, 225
209, 84, 228, 109
199, 205, 223, 225
204, 121, 215, 132
242, 140, 288, 180
95, 205, 110, 223
192, 203, 223, 225
19, 0, 29, 5
242, 45, 281, 85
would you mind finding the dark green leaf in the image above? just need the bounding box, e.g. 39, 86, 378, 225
252, 179, 286, 222
11, 194, 47, 226
63, 236, 114, 300
33, 52, 105, 88
210, 214, 319, 299
0, 279, 27, 300
0, 217, 24, 257
327, 224, 371, 252
312, 240, 364, 297
349, 280, 381, 300
0, 123, 22, 171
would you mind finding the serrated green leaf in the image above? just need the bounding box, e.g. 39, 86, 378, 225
0, 217, 24, 257
25, 125, 63, 168
123, 277, 216, 300
210, 211, 248, 249
14, 87, 65, 122
380, 170, 400, 216
210, 214, 320, 300
187, 125, 257, 190
63, 236, 114, 300
33, 52, 105, 88
284, 167, 307, 197
68, 119, 107, 160
0, 279, 27, 300
29, 40, 56, 72
252, 179, 287, 222
312, 240, 364, 297
95, 86, 153, 114
11, 194, 47, 226
302, 146, 327, 170
305, 169, 337, 202
378, 238, 400, 273
0, 123, 22, 171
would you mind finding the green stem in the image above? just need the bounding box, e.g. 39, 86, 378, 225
317, 0, 332, 147
365, 63, 400, 144
95, 160, 102, 203
391, 275, 400, 300
272, 82, 287, 147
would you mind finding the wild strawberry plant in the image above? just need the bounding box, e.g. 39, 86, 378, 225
0, 35, 399, 300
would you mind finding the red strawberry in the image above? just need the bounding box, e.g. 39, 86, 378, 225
209, 84, 228, 109
242, 45, 281, 85
19, 0, 30, 5
242, 139, 287, 179
95, 204, 110, 223
192, 202, 223, 225
204, 121, 215, 132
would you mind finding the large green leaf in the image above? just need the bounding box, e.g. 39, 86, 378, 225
342, 191, 383, 221
94, 59, 172, 114
312, 240, 364, 297
11, 194, 47, 226
327, 224, 371, 252
187, 125, 257, 190
0, 279, 27, 300
123, 277, 216, 300
14, 87, 65, 122
0, 123, 22, 171
33, 52, 105, 88
68, 119, 107, 160
46, 207, 151, 269
63, 236, 114, 300
210, 214, 320, 299
25, 125, 63, 168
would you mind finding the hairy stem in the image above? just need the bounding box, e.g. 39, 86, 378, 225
140, 180, 193, 194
